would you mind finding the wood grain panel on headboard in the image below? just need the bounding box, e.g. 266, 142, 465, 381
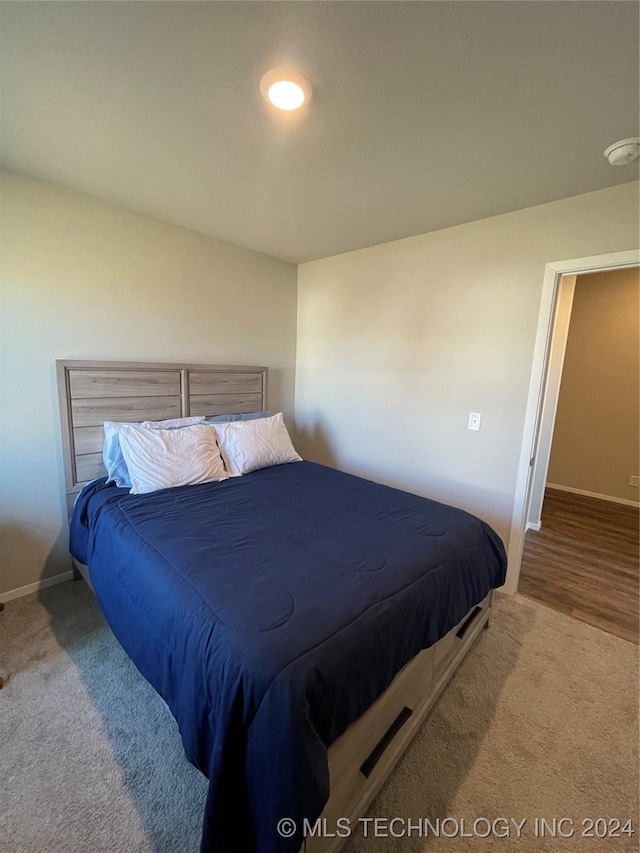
188, 368, 265, 417
56, 360, 268, 501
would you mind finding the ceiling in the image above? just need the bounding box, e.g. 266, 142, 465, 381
1, 2, 638, 264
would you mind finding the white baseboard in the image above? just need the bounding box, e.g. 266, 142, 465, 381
526, 520, 542, 531
546, 483, 640, 508
1, 570, 74, 603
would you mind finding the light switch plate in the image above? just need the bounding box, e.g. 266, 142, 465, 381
468, 412, 482, 431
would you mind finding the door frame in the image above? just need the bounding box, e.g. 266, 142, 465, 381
525, 272, 577, 530
505, 248, 639, 594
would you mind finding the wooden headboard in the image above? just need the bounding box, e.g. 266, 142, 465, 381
56, 360, 268, 501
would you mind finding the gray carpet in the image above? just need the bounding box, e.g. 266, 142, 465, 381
0, 582, 637, 853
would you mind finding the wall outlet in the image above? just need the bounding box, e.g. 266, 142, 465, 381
630, 475, 639, 488
468, 412, 482, 431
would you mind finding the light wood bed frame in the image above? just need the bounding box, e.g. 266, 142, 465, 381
56, 359, 493, 853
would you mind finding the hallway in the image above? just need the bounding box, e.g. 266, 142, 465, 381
519, 488, 639, 644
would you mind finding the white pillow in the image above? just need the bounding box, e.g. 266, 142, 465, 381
212, 412, 302, 476
143, 417, 205, 430
103, 416, 205, 488
118, 423, 227, 495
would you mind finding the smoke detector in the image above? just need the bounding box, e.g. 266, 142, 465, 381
604, 137, 640, 166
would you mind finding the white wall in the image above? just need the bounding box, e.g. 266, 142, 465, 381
547, 267, 639, 503
295, 182, 639, 591
0, 171, 298, 596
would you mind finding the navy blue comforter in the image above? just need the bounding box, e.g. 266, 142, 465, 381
70, 461, 506, 852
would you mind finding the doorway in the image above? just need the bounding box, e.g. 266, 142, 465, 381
518, 266, 639, 642
506, 249, 639, 596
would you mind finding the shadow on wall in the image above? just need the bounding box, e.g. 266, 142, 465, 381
0, 522, 71, 598
41, 525, 72, 580
268, 368, 281, 416
293, 417, 339, 469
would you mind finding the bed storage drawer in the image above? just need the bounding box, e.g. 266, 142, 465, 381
432, 592, 491, 688
305, 645, 435, 853
304, 592, 493, 853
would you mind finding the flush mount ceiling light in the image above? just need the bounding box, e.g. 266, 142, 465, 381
604, 137, 640, 166
260, 69, 311, 111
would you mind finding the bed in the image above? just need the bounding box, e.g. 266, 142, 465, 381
57, 360, 507, 853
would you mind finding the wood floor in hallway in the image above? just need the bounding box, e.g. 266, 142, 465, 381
519, 488, 639, 644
